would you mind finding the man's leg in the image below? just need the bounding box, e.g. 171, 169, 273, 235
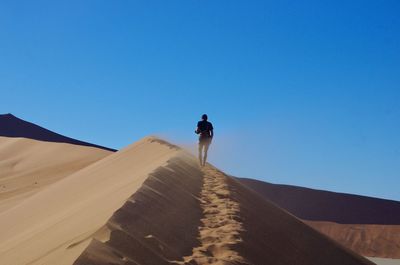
203, 142, 210, 166
198, 142, 204, 166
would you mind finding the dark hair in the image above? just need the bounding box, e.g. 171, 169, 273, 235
202, 114, 208, 120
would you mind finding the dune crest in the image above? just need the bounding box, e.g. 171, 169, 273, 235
177, 166, 247, 265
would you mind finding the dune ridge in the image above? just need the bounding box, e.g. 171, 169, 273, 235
177, 166, 248, 265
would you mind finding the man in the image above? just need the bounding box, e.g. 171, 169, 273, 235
195, 114, 214, 166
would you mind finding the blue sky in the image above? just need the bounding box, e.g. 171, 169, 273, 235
1, 1, 399, 200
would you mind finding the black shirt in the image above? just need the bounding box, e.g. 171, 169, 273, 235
197, 120, 213, 138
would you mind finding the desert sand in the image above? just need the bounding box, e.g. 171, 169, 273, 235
306, 221, 400, 259
0, 114, 378, 264
0, 137, 180, 265
368, 258, 400, 265
0, 113, 114, 213
239, 178, 400, 259
0, 136, 111, 212
0, 135, 374, 265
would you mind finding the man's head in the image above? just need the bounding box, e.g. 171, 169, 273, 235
202, 114, 208, 121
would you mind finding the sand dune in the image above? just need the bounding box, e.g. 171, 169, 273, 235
368, 257, 400, 265
177, 166, 247, 264
238, 178, 400, 225
0, 137, 179, 265
306, 221, 400, 259
73, 139, 372, 265
0, 114, 114, 212
0, 136, 111, 212
239, 178, 400, 258
0, 136, 374, 265
0, 113, 114, 151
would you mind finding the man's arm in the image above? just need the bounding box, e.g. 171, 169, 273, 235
210, 129, 214, 138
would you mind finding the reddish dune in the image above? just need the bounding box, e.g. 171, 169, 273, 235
305, 221, 400, 259
239, 178, 400, 258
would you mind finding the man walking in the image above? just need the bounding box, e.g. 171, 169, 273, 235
195, 114, 214, 166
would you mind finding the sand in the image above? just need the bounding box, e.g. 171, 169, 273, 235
306, 221, 400, 259
239, 177, 400, 259
0, 136, 375, 265
74, 139, 373, 265
0, 136, 111, 212
368, 257, 400, 265
177, 166, 247, 264
0, 137, 179, 265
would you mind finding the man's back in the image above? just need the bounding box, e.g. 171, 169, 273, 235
197, 120, 213, 138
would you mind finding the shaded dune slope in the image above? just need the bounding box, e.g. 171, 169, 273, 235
0, 113, 115, 151
74, 156, 204, 265
0, 136, 112, 212
238, 178, 400, 225
225, 176, 372, 265
239, 178, 400, 258
306, 221, 400, 259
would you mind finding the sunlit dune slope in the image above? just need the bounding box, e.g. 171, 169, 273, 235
0, 114, 114, 212
0, 137, 112, 212
0, 137, 180, 265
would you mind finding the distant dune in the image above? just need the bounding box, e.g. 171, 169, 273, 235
0, 114, 113, 212
0, 113, 115, 151
237, 178, 400, 224
239, 178, 400, 258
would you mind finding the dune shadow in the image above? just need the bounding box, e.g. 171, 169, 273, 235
238, 178, 400, 225
225, 177, 374, 265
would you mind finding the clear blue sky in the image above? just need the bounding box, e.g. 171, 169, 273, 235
1, 1, 399, 200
